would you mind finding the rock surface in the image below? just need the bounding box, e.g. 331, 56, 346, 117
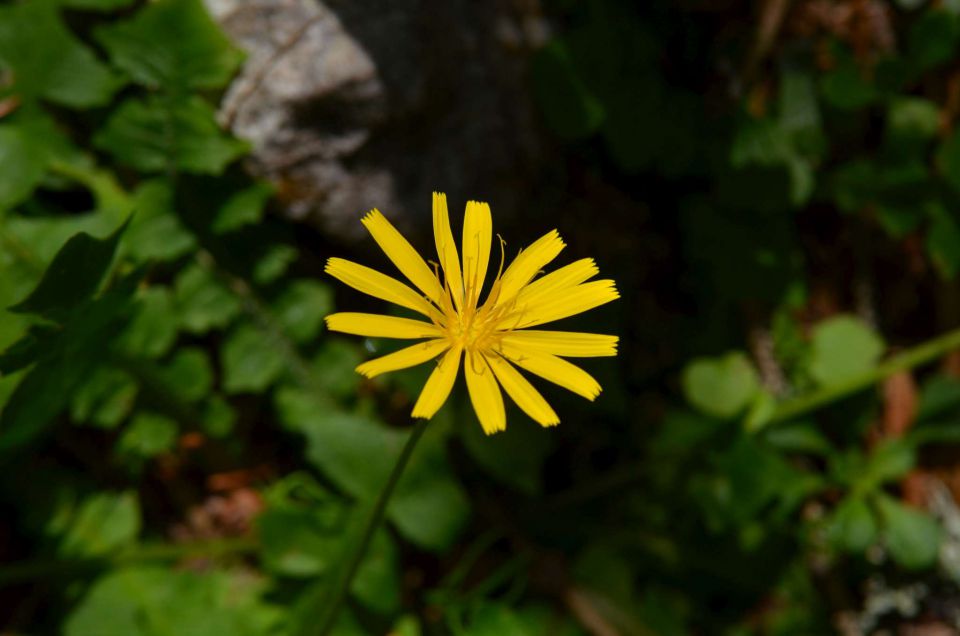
205, 0, 548, 244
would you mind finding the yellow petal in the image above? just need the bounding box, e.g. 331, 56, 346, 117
500, 331, 618, 357
500, 279, 619, 330
433, 192, 464, 311
464, 350, 506, 434
325, 258, 436, 318
496, 230, 565, 303
516, 258, 598, 306
497, 342, 601, 400
462, 200, 492, 308
412, 345, 463, 419
325, 312, 441, 339
485, 353, 558, 427
362, 209, 443, 304
356, 339, 450, 378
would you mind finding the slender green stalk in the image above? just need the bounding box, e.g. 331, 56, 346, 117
768, 324, 960, 424
315, 418, 429, 635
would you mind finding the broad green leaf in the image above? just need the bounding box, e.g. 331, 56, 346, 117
276, 388, 469, 550
123, 181, 195, 262
213, 182, 275, 234
531, 39, 605, 140
64, 566, 283, 636
460, 412, 554, 495
907, 9, 960, 71
0, 291, 134, 451
468, 604, 532, 636
926, 204, 960, 278
253, 244, 298, 284
936, 128, 960, 193
858, 439, 916, 494
917, 374, 960, 421
876, 493, 942, 569
0, 115, 70, 210
115, 287, 178, 359
157, 347, 212, 402
173, 264, 241, 334
9, 221, 127, 321
96, 96, 248, 175
70, 366, 137, 429
221, 324, 286, 393
820, 58, 877, 110
274, 280, 333, 344
310, 340, 363, 399
351, 529, 401, 614
95, 0, 244, 91
0, 0, 122, 108
886, 97, 940, 146
59, 491, 140, 557
682, 352, 760, 419
828, 496, 878, 553
116, 412, 178, 459
60, 0, 137, 10
201, 396, 236, 438
807, 315, 884, 386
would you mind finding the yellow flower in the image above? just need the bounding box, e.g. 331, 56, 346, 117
324, 193, 619, 434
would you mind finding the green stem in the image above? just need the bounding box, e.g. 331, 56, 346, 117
315, 418, 429, 636
0, 536, 257, 587
768, 324, 960, 424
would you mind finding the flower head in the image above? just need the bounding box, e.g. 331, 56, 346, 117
324, 193, 619, 434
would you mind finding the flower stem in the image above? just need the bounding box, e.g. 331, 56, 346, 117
315, 418, 429, 635
768, 324, 960, 424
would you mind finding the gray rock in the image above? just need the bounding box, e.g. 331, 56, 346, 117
206, 0, 548, 245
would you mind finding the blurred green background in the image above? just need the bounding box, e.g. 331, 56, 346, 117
5, 0, 960, 633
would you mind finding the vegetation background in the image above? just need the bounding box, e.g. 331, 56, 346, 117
5, 0, 960, 633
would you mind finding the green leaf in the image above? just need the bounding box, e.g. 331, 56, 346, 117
351, 529, 401, 614
310, 340, 363, 399
201, 396, 236, 438
807, 315, 884, 386
115, 287, 178, 359
276, 388, 469, 551
0, 115, 71, 210
9, 221, 127, 321
59, 491, 140, 557
820, 58, 877, 110
936, 128, 960, 193
859, 438, 916, 493
926, 204, 960, 278
681, 352, 760, 419
70, 366, 137, 429
60, 0, 137, 10
460, 414, 554, 495
1, 290, 134, 451
173, 264, 241, 334
123, 181, 195, 263
221, 325, 286, 394
876, 493, 942, 569
274, 281, 333, 344
95, 0, 244, 91
116, 412, 178, 459
886, 97, 940, 150
213, 182, 275, 234
0, 0, 122, 108
917, 374, 960, 421
531, 39, 605, 140
96, 96, 248, 175
64, 567, 283, 636
253, 244, 298, 284
157, 348, 213, 402
828, 496, 879, 553
468, 604, 533, 636
907, 9, 960, 71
